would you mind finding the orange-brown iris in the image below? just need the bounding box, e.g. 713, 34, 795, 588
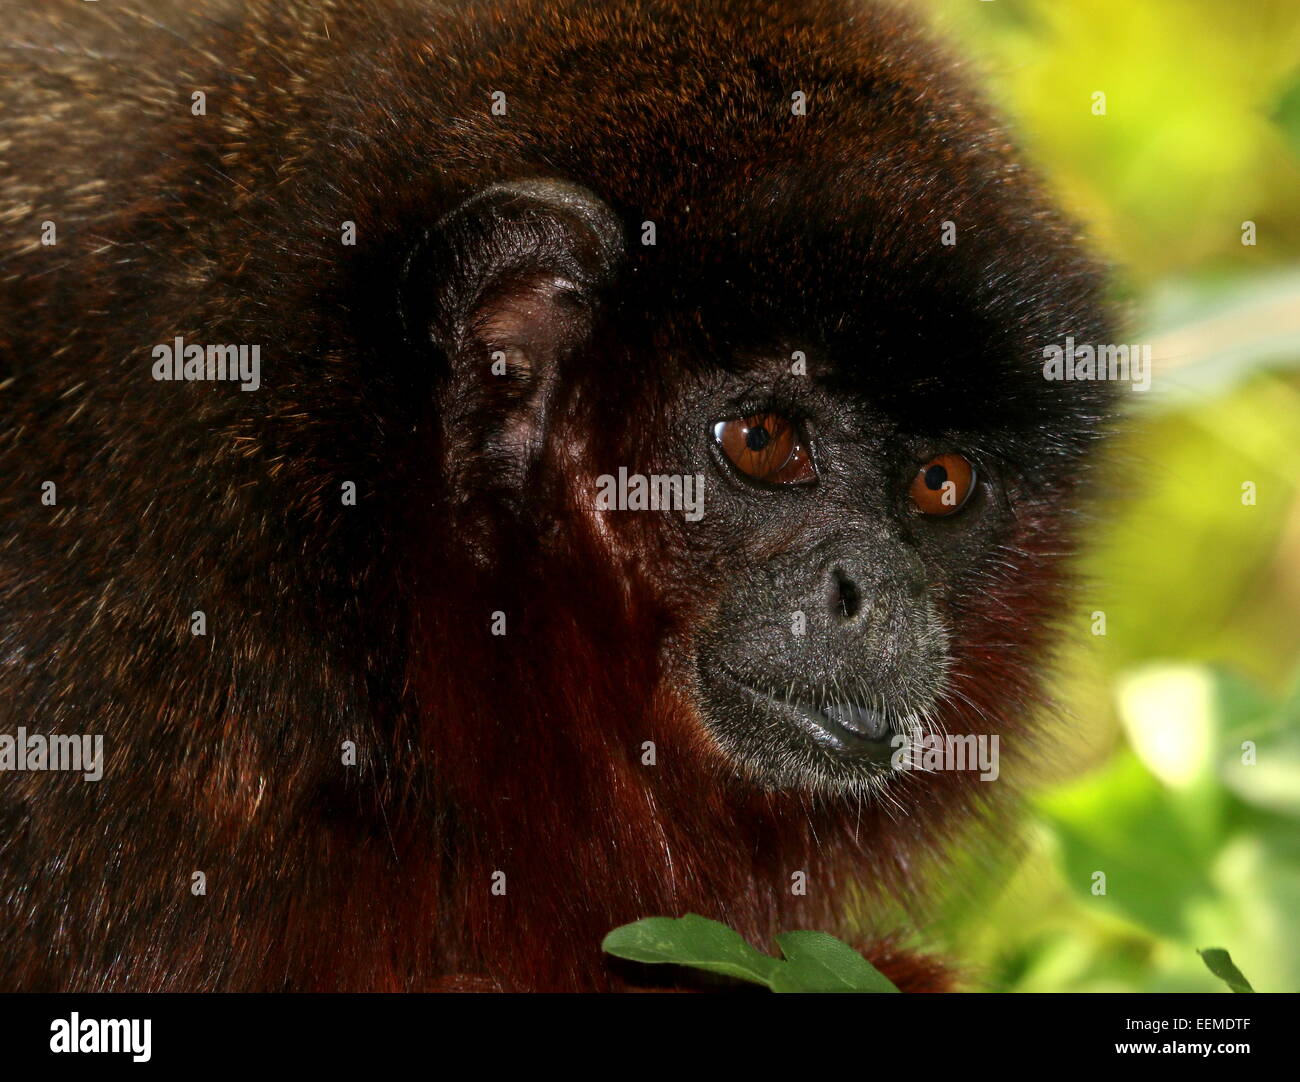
713, 413, 816, 485
909, 452, 976, 515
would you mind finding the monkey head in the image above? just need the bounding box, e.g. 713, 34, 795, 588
395, 150, 1111, 801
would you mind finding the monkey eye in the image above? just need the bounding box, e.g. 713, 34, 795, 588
909, 453, 976, 515
713, 413, 816, 485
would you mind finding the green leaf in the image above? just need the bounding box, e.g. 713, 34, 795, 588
1039, 752, 1218, 938
771, 931, 900, 993
1199, 948, 1255, 993
601, 914, 781, 987
601, 915, 900, 992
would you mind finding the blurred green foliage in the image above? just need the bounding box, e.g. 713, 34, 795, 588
929, 0, 1300, 279
918, 0, 1300, 991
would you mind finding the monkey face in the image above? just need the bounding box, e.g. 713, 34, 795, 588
693, 407, 969, 789
668, 358, 1021, 794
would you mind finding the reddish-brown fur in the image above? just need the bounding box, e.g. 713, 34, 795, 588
0, 0, 1109, 990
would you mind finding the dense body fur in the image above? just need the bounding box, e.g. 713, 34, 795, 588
0, 0, 1111, 991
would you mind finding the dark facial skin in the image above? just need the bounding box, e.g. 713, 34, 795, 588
686, 370, 987, 794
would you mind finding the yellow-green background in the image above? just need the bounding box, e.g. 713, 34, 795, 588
920, 0, 1300, 992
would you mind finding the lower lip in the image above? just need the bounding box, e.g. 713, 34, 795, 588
786, 700, 898, 757
720, 672, 899, 758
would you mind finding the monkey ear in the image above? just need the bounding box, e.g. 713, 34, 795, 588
400, 180, 624, 480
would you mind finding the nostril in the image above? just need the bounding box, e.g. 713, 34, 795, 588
833, 568, 862, 621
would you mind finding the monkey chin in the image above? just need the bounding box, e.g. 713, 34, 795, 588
694, 665, 941, 798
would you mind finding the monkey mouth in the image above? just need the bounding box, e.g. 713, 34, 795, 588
782, 697, 900, 759
813, 701, 895, 744
715, 669, 902, 760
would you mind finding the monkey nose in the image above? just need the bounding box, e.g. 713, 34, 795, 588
825, 564, 865, 623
